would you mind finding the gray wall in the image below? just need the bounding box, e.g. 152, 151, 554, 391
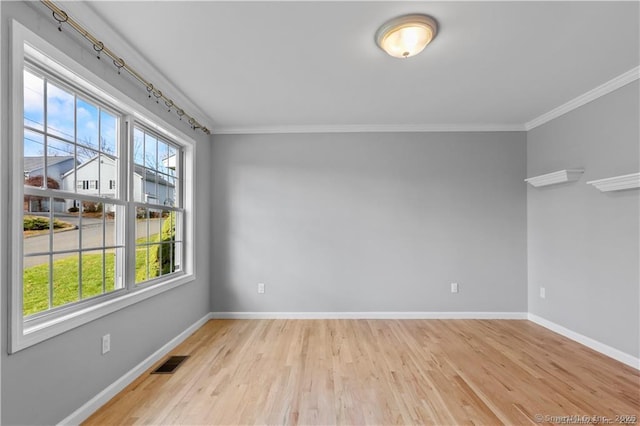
211, 131, 527, 313
527, 80, 640, 358
0, 2, 211, 424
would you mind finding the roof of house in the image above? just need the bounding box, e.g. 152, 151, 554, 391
24, 156, 75, 172
134, 165, 175, 187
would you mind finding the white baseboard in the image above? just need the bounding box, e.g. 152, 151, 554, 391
58, 313, 213, 426
528, 313, 640, 370
210, 311, 528, 320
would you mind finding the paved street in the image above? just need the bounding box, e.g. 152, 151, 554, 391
23, 217, 163, 268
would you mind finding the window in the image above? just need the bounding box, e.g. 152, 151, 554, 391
11, 23, 194, 352
132, 126, 183, 285
22, 66, 125, 317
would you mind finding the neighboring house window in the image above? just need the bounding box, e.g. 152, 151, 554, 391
11, 26, 194, 352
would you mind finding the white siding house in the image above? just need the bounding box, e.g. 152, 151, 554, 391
61, 155, 175, 210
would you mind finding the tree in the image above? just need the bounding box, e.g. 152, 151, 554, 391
149, 212, 176, 277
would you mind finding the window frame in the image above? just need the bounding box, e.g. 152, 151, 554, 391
10, 21, 196, 353
129, 122, 186, 287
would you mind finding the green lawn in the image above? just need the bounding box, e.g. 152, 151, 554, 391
23, 234, 162, 316
23, 212, 177, 316
23, 253, 116, 316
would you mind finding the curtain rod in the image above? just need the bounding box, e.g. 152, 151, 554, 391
40, 0, 211, 135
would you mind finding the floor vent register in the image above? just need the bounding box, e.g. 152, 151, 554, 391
151, 355, 189, 374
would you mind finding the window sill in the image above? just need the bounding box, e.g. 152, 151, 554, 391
10, 273, 195, 354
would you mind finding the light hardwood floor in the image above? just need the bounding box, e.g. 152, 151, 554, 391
85, 319, 639, 425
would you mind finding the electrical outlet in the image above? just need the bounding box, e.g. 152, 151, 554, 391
257, 283, 265, 294
540, 287, 546, 299
102, 334, 111, 354
451, 282, 459, 293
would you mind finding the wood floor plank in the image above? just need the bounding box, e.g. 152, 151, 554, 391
84, 319, 640, 425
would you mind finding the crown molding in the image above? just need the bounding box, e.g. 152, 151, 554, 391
525, 67, 640, 131
33, 1, 216, 132
28, 2, 638, 137
213, 123, 525, 135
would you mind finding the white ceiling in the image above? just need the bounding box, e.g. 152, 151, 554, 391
82, 1, 639, 133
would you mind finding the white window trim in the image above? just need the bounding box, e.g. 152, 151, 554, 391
9, 20, 197, 353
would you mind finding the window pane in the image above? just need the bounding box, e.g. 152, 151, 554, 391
104, 203, 118, 247
135, 208, 169, 284
149, 209, 163, 240
158, 211, 176, 276
157, 211, 168, 274
81, 250, 104, 299
46, 81, 75, 141
23, 194, 49, 216
162, 211, 176, 242
136, 207, 150, 244
143, 170, 158, 204
158, 141, 168, 174
51, 252, 79, 307
98, 154, 117, 197
158, 243, 173, 276
46, 137, 75, 190
133, 127, 144, 166
24, 198, 51, 256
24, 129, 45, 157
24, 130, 45, 187
24, 70, 44, 130
74, 146, 100, 196
144, 133, 157, 169
135, 245, 149, 284
133, 167, 144, 202
76, 145, 98, 170
76, 98, 99, 150
167, 145, 177, 177
157, 173, 170, 206
23, 255, 49, 316
80, 202, 105, 251
167, 176, 177, 207
106, 249, 118, 292
53, 199, 78, 252
100, 110, 117, 156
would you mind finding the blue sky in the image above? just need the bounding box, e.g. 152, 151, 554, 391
23, 69, 118, 159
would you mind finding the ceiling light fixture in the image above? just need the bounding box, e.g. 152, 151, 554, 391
375, 14, 438, 59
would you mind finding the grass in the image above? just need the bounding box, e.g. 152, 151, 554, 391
23, 233, 167, 316
23, 215, 75, 238
23, 252, 116, 316
135, 231, 160, 283
23, 213, 177, 316
23, 215, 70, 231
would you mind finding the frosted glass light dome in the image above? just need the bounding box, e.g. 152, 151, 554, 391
375, 14, 438, 59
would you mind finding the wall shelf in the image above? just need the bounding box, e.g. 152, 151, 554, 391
525, 169, 584, 187
586, 172, 640, 192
